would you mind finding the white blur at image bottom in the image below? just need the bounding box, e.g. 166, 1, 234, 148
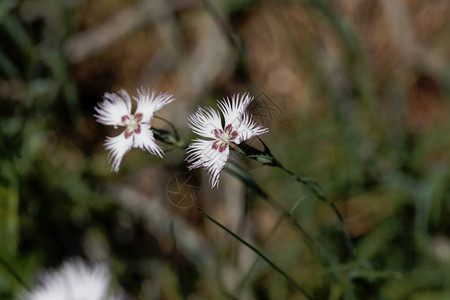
21, 259, 123, 300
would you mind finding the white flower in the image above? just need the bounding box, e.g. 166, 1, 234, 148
95, 88, 174, 172
186, 93, 268, 187
21, 259, 122, 300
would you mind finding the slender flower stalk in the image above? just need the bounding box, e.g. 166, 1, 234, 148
233, 195, 307, 297
233, 141, 357, 259
225, 163, 316, 248
233, 192, 355, 298
225, 162, 358, 296
94, 88, 174, 172
277, 164, 356, 259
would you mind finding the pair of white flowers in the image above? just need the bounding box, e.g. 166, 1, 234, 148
94, 88, 268, 187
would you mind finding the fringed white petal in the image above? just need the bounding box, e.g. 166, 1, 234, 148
134, 88, 175, 122
185, 93, 268, 187
94, 89, 132, 126
132, 124, 163, 157
234, 112, 269, 144
104, 132, 133, 172
186, 139, 229, 188
218, 93, 253, 129
188, 106, 223, 139
21, 259, 119, 300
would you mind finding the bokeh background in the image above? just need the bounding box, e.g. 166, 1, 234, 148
1, 0, 450, 299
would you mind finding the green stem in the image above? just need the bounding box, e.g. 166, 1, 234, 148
234, 193, 352, 297
234, 212, 285, 296
234, 194, 313, 296
226, 161, 350, 282
230, 142, 356, 259
278, 164, 356, 260
197, 207, 314, 300
225, 163, 318, 252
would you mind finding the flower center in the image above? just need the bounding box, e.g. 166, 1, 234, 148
212, 124, 238, 152
122, 113, 143, 138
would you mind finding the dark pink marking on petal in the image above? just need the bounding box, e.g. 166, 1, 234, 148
230, 131, 238, 141
213, 129, 223, 139
134, 113, 143, 122
212, 140, 220, 150
135, 124, 141, 134
124, 130, 133, 139
219, 143, 227, 153
122, 115, 131, 122
224, 124, 233, 134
